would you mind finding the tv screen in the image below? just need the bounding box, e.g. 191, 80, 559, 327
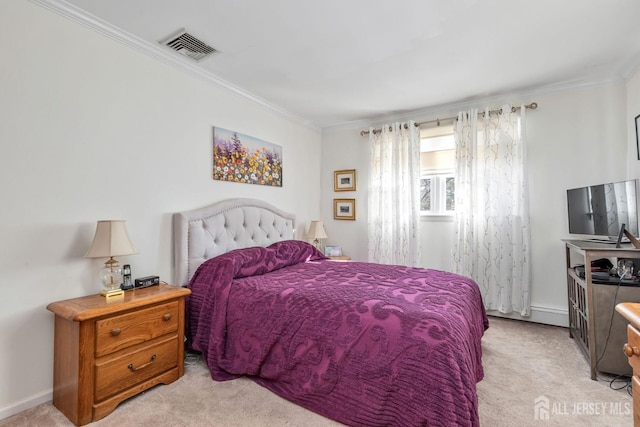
567, 179, 640, 238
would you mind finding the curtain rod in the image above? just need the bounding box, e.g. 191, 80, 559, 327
359, 102, 538, 136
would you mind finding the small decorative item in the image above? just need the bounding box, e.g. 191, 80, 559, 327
334, 169, 356, 191
213, 127, 283, 187
636, 114, 640, 160
325, 246, 343, 257
334, 198, 356, 220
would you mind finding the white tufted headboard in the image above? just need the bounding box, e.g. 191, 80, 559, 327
173, 198, 296, 286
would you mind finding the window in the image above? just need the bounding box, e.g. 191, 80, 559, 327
420, 126, 455, 216
420, 174, 454, 213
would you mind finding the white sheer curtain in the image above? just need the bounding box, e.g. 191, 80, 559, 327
368, 121, 421, 266
452, 105, 531, 316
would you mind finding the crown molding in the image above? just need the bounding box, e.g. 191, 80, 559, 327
323, 75, 627, 134
28, 0, 321, 133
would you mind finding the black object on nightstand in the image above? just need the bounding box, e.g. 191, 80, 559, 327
121, 264, 134, 290
135, 275, 160, 288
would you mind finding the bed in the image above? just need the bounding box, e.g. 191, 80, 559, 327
173, 198, 488, 427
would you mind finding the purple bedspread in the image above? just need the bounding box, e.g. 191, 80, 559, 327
187, 240, 488, 427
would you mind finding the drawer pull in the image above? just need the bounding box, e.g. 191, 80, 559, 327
127, 354, 156, 372
111, 328, 121, 336
623, 343, 640, 358
163, 313, 172, 321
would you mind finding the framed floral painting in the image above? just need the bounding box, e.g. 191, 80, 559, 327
213, 127, 282, 186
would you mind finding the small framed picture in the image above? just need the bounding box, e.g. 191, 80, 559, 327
334, 198, 356, 220
636, 114, 640, 160
325, 246, 343, 257
334, 169, 357, 191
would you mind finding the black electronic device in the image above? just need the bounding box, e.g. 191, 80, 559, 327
567, 179, 640, 241
615, 223, 627, 248
121, 264, 134, 290
591, 271, 611, 281
134, 275, 160, 288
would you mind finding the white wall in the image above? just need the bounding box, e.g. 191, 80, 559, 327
0, 1, 321, 419
322, 81, 630, 326
527, 83, 628, 317
628, 69, 640, 174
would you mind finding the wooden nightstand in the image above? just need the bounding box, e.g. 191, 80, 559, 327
47, 283, 191, 426
328, 256, 351, 261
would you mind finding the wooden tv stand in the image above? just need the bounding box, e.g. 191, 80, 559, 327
564, 239, 640, 379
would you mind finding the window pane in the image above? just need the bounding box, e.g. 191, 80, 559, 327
420, 178, 431, 211
445, 177, 455, 211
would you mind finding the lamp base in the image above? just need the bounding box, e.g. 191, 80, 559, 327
100, 288, 125, 302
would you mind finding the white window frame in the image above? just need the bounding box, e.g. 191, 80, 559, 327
419, 130, 455, 219
420, 171, 455, 217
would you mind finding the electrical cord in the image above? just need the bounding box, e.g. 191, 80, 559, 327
596, 371, 632, 396
594, 275, 632, 395
609, 374, 633, 395
595, 278, 622, 367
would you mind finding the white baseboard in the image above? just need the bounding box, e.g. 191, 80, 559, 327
0, 389, 52, 421
487, 304, 569, 328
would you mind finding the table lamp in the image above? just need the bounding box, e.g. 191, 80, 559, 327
85, 220, 138, 296
307, 220, 327, 250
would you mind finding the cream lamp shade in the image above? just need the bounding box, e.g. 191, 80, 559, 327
307, 220, 328, 249
86, 220, 138, 294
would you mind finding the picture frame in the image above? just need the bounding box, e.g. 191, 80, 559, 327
334, 169, 357, 191
213, 127, 283, 187
334, 198, 356, 220
636, 114, 640, 160
324, 245, 343, 257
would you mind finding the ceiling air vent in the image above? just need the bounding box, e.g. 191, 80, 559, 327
160, 29, 217, 62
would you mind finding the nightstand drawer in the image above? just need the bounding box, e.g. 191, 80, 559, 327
96, 301, 179, 357
627, 325, 640, 373
94, 336, 178, 401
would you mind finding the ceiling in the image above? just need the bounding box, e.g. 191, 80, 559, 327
46, 0, 640, 129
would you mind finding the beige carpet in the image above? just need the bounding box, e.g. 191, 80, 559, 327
0, 317, 632, 426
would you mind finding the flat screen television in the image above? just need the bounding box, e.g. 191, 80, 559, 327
567, 179, 640, 240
